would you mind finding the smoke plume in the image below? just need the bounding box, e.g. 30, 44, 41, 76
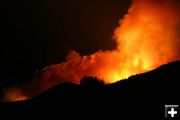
3, 0, 180, 101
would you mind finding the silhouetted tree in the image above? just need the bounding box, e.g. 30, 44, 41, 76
80, 76, 105, 92
81, 76, 104, 85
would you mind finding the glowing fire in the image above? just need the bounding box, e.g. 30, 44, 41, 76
3, 88, 28, 102
3, 0, 180, 101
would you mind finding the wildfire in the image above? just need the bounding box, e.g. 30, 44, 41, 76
3, 88, 28, 102
3, 0, 180, 101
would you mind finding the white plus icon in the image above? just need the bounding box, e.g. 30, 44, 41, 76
168, 108, 177, 117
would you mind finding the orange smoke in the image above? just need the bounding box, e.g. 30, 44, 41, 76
3, 0, 180, 101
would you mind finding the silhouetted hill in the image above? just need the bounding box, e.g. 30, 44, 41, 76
32, 61, 179, 102
1, 61, 180, 118
107, 61, 180, 101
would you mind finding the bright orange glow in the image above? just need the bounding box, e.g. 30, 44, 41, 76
33, 0, 179, 85
3, 0, 180, 101
3, 88, 28, 102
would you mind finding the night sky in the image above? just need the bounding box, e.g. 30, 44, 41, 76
1, 0, 131, 87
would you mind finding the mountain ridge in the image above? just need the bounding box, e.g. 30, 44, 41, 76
1, 60, 180, 118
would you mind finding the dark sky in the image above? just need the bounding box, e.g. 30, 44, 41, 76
1, 0, 131, 86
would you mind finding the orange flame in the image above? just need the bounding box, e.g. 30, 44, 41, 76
2, 88, 28, 102
33, 0, 179, 85
3, 0, 180, 101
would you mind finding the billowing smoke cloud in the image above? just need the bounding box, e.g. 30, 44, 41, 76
3, 0, 180, 101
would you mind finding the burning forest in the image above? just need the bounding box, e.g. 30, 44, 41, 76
2, 0, 180, 102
